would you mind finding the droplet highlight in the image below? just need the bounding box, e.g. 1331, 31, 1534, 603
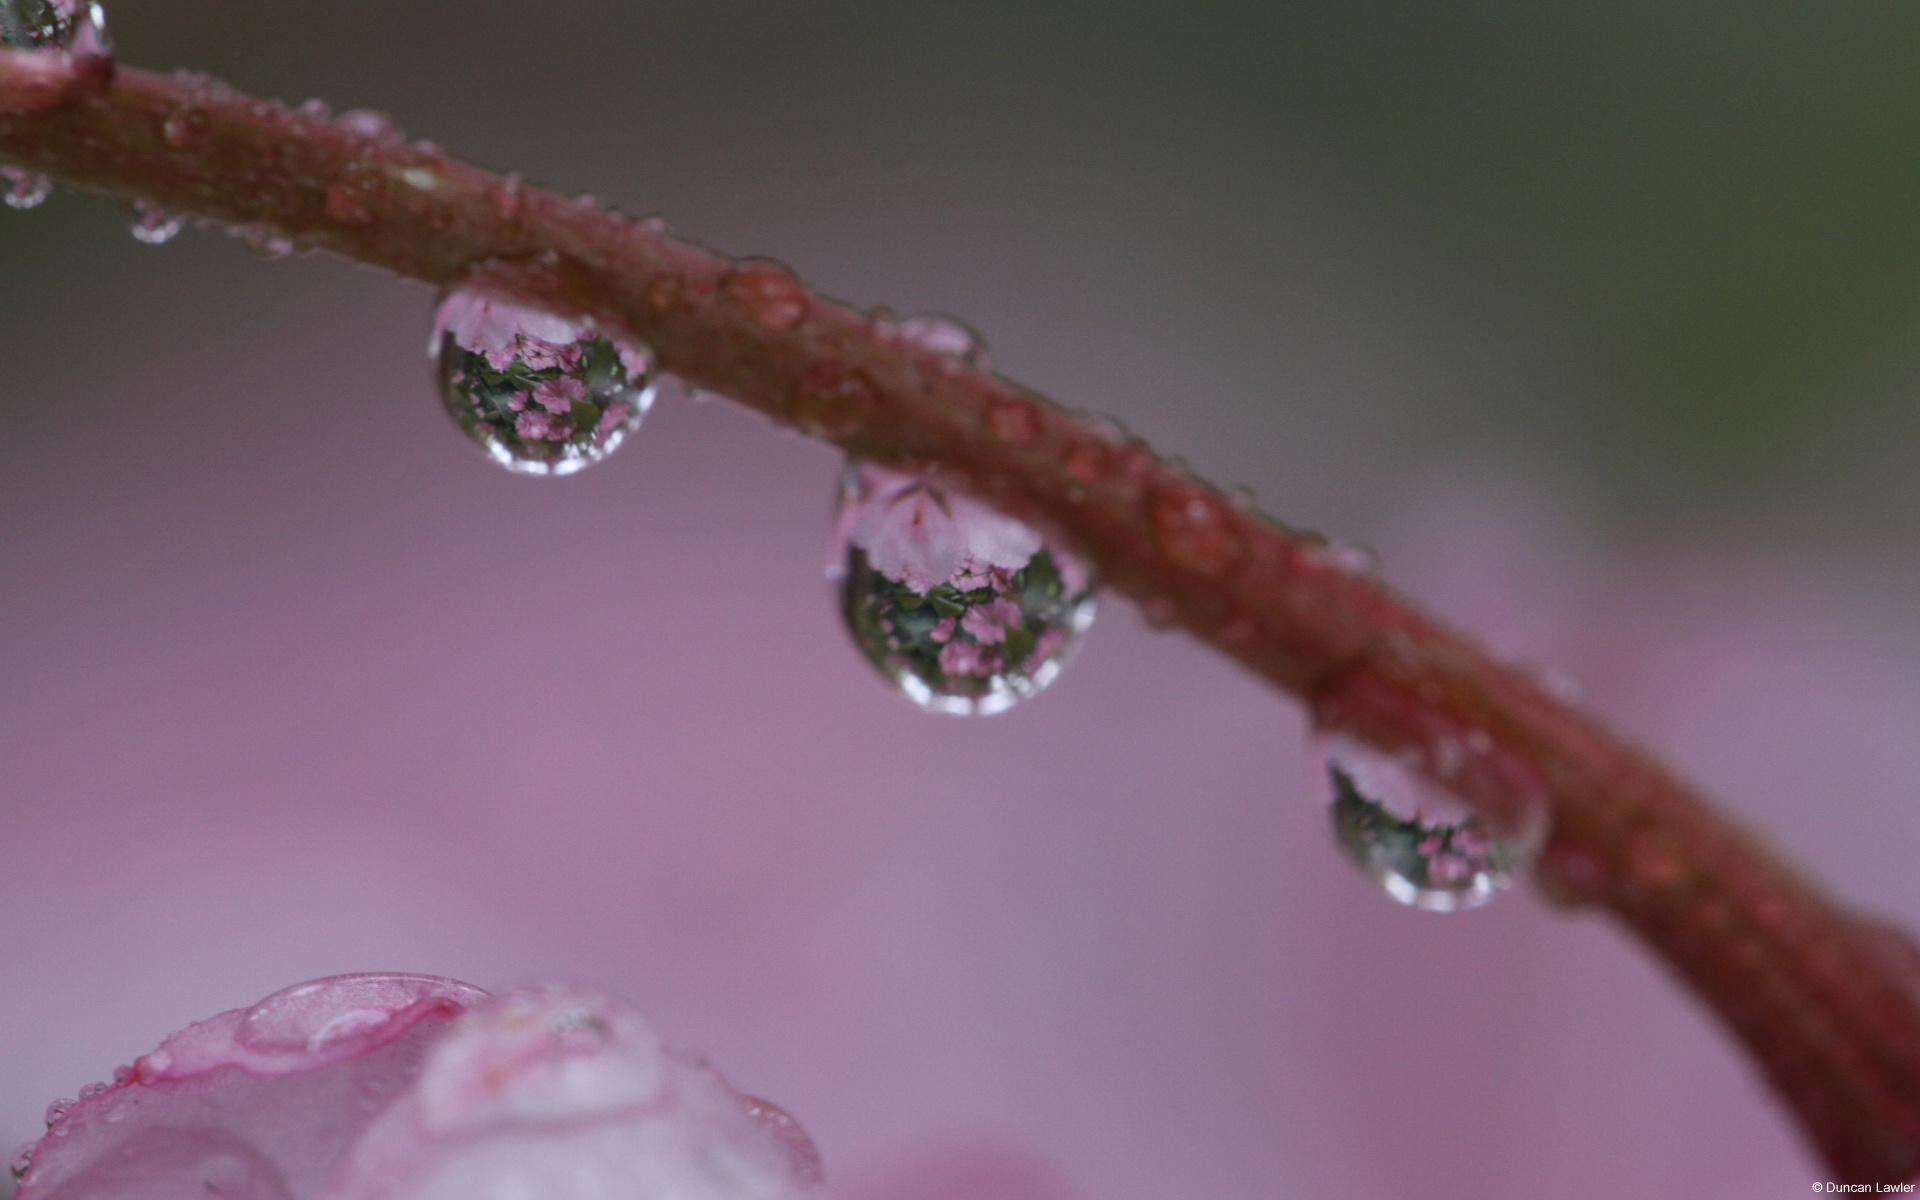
433, 288, 655, 476
161, 104, 210, 149
1, 165, 52, 210
1320, 735, 1544, 912
898, 313, 992, 371
833, 462, 1097, 715
128, 200, 182, 244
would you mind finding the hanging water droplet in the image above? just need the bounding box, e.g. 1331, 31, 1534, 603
433, 288, 655, 476
1, 165, 53, 210
899, 313, 992, 371
11, 1141, 34, 1180
128, 199, 183, 244
832, 462, 1097, 715
43, 1097, 71, 1127
0, 0, 79, 48
1320, 734, 1544, 912
296, 97, 332, 120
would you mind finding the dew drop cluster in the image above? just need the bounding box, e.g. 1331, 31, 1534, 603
831, 462, 1097, 716
432, 287, 655, 476
1319, 734, 1545, 912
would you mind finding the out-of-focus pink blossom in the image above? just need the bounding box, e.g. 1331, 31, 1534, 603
616, 342, 652, 382
13, 975, 824, 1200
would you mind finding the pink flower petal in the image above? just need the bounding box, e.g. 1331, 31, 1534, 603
15, 978, 823, 1200
327, 985, 823, 1200
17, 975, 483, 1200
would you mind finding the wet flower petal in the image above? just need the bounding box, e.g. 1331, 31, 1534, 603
15, 976, 824, 1200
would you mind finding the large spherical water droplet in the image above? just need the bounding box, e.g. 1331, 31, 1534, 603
433, 289, 655, 476
1, 166, 53, 210
0, 0, 78, 48
832, 462, 1097, 715
1319, 734, 1545, 912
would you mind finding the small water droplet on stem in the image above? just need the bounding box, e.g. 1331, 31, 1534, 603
721, 258, 808, 331
898, 313, 993, 371
162, 103, 210, 149
335, 108, 403, 143
1149, 487, 1244, 577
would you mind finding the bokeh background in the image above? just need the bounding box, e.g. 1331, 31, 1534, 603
6, 2, 1920, 1196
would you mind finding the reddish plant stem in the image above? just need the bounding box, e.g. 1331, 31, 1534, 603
3, 54, 1918, 1182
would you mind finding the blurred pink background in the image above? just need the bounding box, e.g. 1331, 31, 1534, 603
7, 4, 1920, 1197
